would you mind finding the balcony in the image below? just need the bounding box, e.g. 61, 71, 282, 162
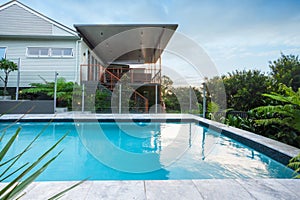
80, 64, 161, 90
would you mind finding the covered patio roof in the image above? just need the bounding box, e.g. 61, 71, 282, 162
74, 24, 178, 65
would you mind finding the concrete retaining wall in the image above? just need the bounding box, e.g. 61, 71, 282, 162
0, 100, 54, 114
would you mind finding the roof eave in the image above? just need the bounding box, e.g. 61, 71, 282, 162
0, 34, 80, 40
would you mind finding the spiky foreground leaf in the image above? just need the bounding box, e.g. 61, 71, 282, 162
0, 128, 21, 162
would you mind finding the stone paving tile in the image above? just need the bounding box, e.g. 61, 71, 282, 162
145, 180, 203, 200
192, 179, 255, 200
275, 179, 300, 198
19, 181, 92, 200
1, 179, 299, 199
236, 179, 299, 200
58, 181, 93, 200
85, 181, 145, 200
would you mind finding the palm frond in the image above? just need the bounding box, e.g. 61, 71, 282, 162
253, 104, 295, 117
207, 101, 220, 113
287, 162, 300, 172
288, 153, 300, 179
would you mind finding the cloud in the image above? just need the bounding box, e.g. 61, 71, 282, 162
50, 0, 169, 24
5, 0, 300, 75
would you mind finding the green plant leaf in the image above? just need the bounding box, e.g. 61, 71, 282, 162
287, 153, 300, 179
0, 121, 53, 179
0, 107, 35, 134
0, 133, 68, 197
0, 127, 21, 162
0, 162, 29, 182
48, 178, 88, 200
0, 153, 23, 167
0, 130, 6, 142
2, 151, 62, 200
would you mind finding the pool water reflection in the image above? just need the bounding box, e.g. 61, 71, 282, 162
0, 122, 295, 181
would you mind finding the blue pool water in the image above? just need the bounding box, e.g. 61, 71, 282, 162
0, 122, 295, 181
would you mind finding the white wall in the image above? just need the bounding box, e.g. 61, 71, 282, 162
0, 38, 77, 87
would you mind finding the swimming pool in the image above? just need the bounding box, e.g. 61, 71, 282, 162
0, 121, 295, 181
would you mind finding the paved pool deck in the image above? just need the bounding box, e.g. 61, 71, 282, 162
1, 113, 299, 199
1, 179, 300, 199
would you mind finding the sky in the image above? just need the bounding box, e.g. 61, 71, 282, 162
2, 0, 300, 77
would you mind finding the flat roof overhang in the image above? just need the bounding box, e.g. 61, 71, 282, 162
74, 24, 178, 65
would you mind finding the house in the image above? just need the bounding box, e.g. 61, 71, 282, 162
0, 0, 82, 86
0, 0, 177, 113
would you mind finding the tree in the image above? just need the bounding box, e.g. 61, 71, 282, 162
161, 75, 174, 98
161, 76, 202, 113
161, 75, 178, 112
206, 70, 271, 112
269, 53, 300, 91
205, 76, 226, 110
0, 58, 18, 95
222, 70, 270, 111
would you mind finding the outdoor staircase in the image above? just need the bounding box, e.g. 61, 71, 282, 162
100, 68, 149, 113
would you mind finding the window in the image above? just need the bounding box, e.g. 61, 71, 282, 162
0, 47, 7, 59
27, 47, 49, 57
26, 47, 73, 58
62, 48, 73, 56
51, 48, 73, 57
51, 48, 63, 56
40, 48, 49, 56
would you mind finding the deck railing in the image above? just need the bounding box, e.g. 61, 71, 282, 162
80, 64, 150, 113
80, 64, 161, 84
104, 69, 149, 113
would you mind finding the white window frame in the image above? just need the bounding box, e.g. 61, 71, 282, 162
26, 47, 74, 58
38, 48, 50, 57
26, 47, 50, 58
51, 48, 73, 58
62, 48, 74, 57
0, 47, 7, 59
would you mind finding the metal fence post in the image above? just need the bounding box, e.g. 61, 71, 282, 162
15, 58, 21, 100
54, 71, 58, 113
119, 84, 122, 114
155, 84, 158, 113
189, 86, 192, 113
202, 82, 206, 118
81, 83, 85, 112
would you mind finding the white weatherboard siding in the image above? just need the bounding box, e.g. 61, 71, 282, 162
0, 39, 77, 87
0, 3, 76, 37
0, 4, 51, 36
